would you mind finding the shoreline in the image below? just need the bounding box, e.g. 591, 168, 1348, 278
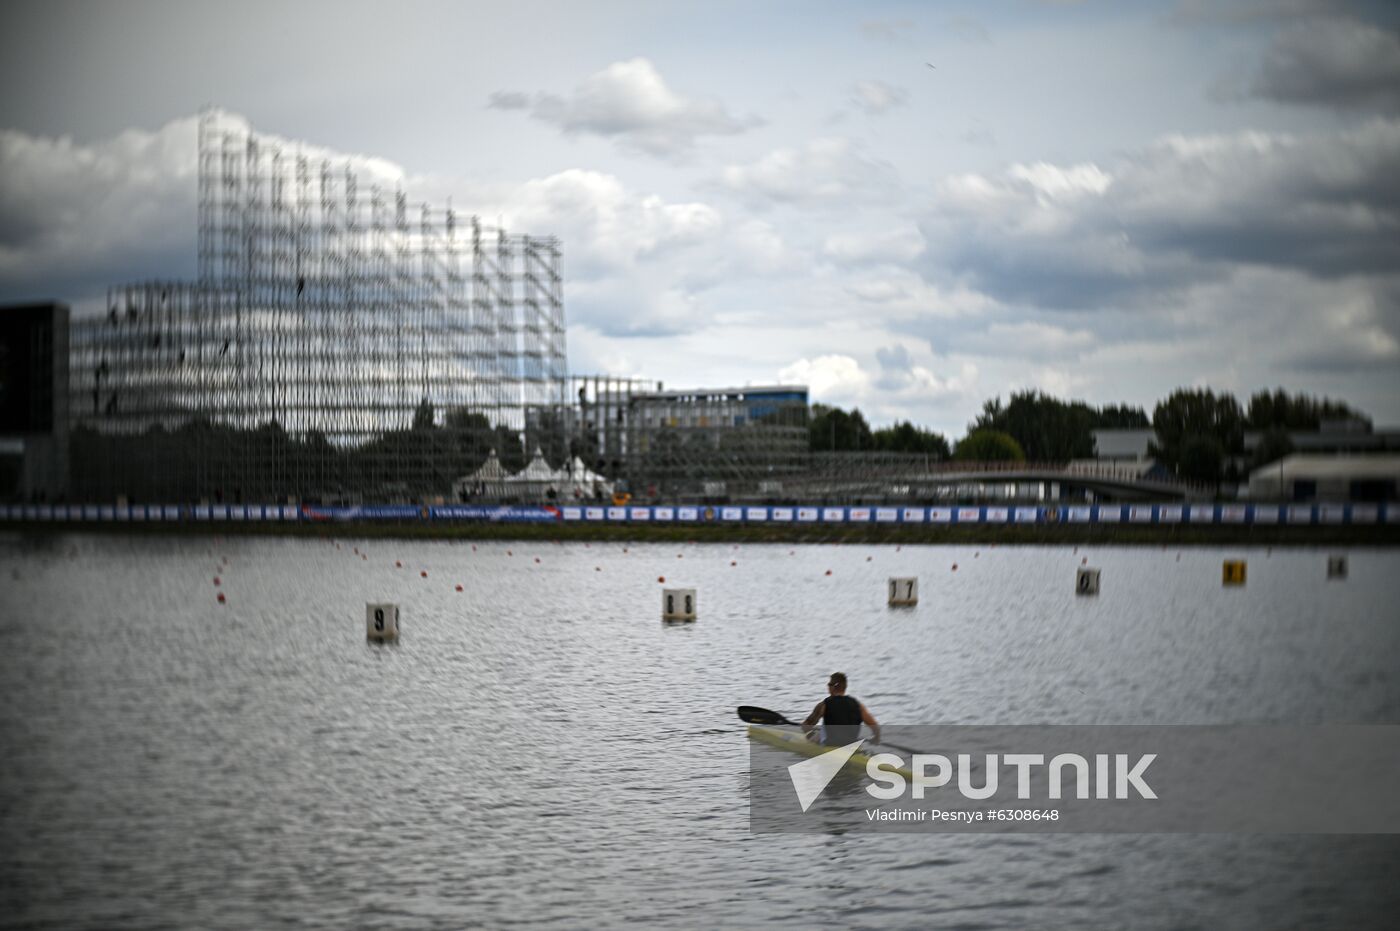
3, 519, 1397, 546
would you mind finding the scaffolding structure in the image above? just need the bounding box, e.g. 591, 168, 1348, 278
69, 111, 567, 503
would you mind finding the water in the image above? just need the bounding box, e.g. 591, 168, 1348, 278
2, 534, 1398, 928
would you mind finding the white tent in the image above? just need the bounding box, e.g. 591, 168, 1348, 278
560, 456, 613, 500
452, 449, 511, 501
503, 448, 567, 501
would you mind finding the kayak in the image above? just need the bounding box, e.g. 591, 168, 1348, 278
746, 724, 914, 780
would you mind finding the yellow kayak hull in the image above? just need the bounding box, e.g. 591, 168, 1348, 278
746, 724, 914, 780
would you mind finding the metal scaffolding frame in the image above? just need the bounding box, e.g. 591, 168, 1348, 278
69, 111, 567, 503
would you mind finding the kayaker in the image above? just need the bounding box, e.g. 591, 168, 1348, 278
801, 672, 881, 746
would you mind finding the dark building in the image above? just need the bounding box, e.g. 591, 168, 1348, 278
0, 301, 70, 500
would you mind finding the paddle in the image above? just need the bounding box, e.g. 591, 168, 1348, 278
737, 705, 924, 757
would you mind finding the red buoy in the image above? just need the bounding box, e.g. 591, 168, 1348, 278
455, 584, 463, 592
730, 561, 737, 567
421, 570, 428, 578
952, 563, 958, 571
395, 561, 402, 568
657, 576, 665, 583
216, 592, 226, 603
213, 576, 221, 586
825, 569, 833, 576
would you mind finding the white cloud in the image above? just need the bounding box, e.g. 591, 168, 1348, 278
488, 58, 758, 158
0, 116, 199, 298
719, 137, 901, 209
851, 80, 908, 115
822, 224, 925, 265
860, 19, 917, 42
1006, 161, 1113, 202
1248, 18, 1400, 112
920, 120, 1400, 310
778, 354, 871, 405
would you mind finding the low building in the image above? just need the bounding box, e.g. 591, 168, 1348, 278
1243, 419, 1400, 459
1091, 428, 1156, 462
1246, 454, 1400, 502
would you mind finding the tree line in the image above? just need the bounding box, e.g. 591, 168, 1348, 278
809, 387, 1369, 485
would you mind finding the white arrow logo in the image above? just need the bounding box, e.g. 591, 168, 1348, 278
788, 739, 866, 812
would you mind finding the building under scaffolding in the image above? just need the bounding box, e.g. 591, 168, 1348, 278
68, 111, 568, 503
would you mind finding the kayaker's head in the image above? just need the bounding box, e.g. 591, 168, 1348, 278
827, 672, 848, 695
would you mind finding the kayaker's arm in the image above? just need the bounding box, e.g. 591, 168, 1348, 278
859, 703, 882, 744
801, 701, 825, 734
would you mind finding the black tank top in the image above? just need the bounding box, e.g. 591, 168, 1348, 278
822, 694, 862, 746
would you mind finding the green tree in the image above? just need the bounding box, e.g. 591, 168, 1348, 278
1251, 428, 1294, 470
872, 421, 951, 458
1179, 434, 1226, 486
1246, 389, 1369, 431
1150, 388, 1243, 476
953, 429, 1026, 462
972, 390, 1148, 461
808, 404, 874, 452
411, 397, 436, 431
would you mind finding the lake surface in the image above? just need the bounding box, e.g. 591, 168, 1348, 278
3, 534, 1399, 928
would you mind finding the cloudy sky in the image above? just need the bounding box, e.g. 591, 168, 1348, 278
2, 0, 1398, 436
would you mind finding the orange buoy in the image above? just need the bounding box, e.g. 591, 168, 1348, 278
420, 570, 428, 578
657, 575, 665, 583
